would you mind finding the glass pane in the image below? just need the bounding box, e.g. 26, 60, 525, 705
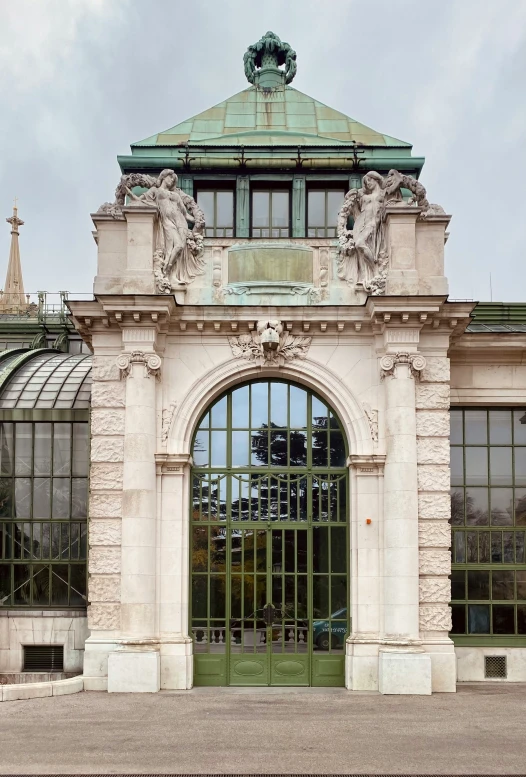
13, 564, 30, 605
34, 423, 52, 476
14, 478, 30, 518
450, 410, 463, 445
518, 605, 526, 634
313, 575, 329, 618
251, 431, 268, 466
489, 410, 512, 444
52, 479, 70, 519
331, 576, 346, 612
451, 570, 465, 599
0, 423, 13, 475
513, 410, 526, 444
451, 604, 466, 634
271, 192, 288, 227
307, 191, 324, 226
53, 423, 71, 476
193, 431, 209, 467
209, 576, 225, 618
231, 386, 249, 428
32, 564, 50, 605
270, 383, 287, 427
33, 479, 51, 519
330, 431, 346, 467
289, 386, 307, 428
270, 430, 287, 466
450, 489, 464, 526
211, 397, 227, 428
493, 605, 514, 634
313, 431, 328, 467
468, 604, 490, 634
0, 563, 11, 605
72, 424, 89, 477
468, 570, 490, 599
232, 431, 249, 467
492, 570, 514, 600
210, 432, 227, 467
251, 382, 268, 429
327, 191, 345, 227
454, 531, 465, 562
331, 527, 346, 573
252, 192, 269, 227
466, 488, 488, 525
197, 191, 214, 225
514, 448, 526, 486
490, 448, 512, 485
465, 447, 488, 486
71, 479, 87, 519
312, 397, 328, 427
465, 410, 487, 444
216, 191, 233, 228
192, 576, 207, 618
517, 570, 526, 600
313, 527, 328, 573
15, 424, 32, 476
490, 488, 513, 525
289, 431, 307, 467
450, 448, 463, 486
51, 564, 69, 605
70, 564, 86, 605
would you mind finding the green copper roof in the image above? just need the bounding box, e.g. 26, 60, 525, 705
132, 86, 411, 149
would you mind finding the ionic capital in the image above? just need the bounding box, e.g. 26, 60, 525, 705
117, 350, 161, 380
380, 351, 426, 380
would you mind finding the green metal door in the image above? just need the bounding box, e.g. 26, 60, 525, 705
229, 526, 310, 686
190, 381, 349, 687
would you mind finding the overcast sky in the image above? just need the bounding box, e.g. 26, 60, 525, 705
1, 0, 525, 302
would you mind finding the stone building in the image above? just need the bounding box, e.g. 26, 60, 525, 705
1, 33, 526, 695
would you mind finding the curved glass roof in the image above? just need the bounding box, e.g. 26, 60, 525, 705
0, 350, 92, 409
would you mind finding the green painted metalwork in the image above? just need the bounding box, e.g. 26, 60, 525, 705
243, 31, 297, 87
450, 408, 526, 643
0, 349, 57, 395
235, 176, 250, 238
190, 380, 349, 687
0, 420, 88, 608
292, 175, 306, 238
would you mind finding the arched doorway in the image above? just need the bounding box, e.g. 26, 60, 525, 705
190, 379, 349, 686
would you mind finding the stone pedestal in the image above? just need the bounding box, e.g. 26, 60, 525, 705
379, 650, 432, 695
108, 649, 160, 693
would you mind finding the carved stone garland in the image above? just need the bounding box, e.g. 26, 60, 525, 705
117, 351, 162, 380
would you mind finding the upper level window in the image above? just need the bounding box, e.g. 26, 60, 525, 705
196, 190, 234, 238
307, 189, 346, 238
252, 190, 290, 238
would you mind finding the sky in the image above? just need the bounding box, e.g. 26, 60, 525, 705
0, 0, 525, 302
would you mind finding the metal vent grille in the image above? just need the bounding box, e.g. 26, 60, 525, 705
23, 645, 64, 672
484, 655, 507, 678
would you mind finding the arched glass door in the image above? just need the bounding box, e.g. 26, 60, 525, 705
190, 380, 349, 686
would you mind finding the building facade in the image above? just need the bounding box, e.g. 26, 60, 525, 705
1, 33, 526, 694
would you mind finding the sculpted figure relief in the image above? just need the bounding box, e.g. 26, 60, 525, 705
98, 169, 205, 293
337, 169, 445, 295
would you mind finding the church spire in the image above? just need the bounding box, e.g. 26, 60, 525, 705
1, 199, 28, 313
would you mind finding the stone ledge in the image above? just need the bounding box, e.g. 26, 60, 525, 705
0, 675, 83, 702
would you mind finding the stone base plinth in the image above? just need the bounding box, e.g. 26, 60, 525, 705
378, 650, 432, 695
108, 649, 160, 693
160, 640, 193, 689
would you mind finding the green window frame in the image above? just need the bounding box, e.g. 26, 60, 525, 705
251, 189, 290, 238
450, 408, 526, 643
196, 189, 235, 238
0, 421, 88, 608
306, 188, 346, 238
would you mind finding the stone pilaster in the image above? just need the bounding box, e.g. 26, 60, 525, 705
416, 356, 456, 692
379, 351, 432, 694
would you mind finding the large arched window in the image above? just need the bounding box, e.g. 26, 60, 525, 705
190, 379, 349, 687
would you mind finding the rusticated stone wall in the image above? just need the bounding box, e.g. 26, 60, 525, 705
87, 356, 124, 631
416, 357, 452, 635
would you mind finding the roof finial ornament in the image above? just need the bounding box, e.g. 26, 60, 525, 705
244, 31, 297, 88
6, 197, 24, 235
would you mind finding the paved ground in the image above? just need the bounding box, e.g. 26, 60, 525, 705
0, 684, 525, 774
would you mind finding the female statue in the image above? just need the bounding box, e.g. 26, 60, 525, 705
126, 169, 205, 288
337, 171, 386, 285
